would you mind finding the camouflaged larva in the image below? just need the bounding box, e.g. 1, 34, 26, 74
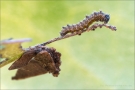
60, 11, 110, 36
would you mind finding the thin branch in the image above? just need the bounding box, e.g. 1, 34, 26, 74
39, 23, 117, 46
0, 23, 117, 68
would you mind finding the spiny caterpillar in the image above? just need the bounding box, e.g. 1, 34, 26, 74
60, 11, 110, 36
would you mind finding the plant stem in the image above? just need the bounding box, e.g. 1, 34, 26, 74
40, 23, 117, 46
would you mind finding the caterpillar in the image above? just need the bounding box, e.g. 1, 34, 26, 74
60, 11, 110, 36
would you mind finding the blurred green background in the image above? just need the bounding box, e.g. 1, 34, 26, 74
1, 1, 134, 90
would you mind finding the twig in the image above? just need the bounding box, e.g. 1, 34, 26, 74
39, 23, 117, 46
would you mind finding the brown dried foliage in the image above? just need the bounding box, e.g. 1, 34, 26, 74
9, 45, 61, 80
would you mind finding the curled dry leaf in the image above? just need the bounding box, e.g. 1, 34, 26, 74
8, 49, 40, 70
9, 45, 61, 80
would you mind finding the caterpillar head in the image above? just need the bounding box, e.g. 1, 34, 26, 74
104, 14, 110, 24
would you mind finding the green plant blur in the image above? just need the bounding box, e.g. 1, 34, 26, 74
1, 1, 134, 89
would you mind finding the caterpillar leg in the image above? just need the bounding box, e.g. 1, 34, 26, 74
76, 30, 83, 35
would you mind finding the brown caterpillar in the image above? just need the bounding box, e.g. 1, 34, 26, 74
60, 11, 110, 36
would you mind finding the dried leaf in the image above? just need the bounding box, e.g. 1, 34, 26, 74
8, 49, 39, 70
12, 59, 48, 80
10, 46, 61, 80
